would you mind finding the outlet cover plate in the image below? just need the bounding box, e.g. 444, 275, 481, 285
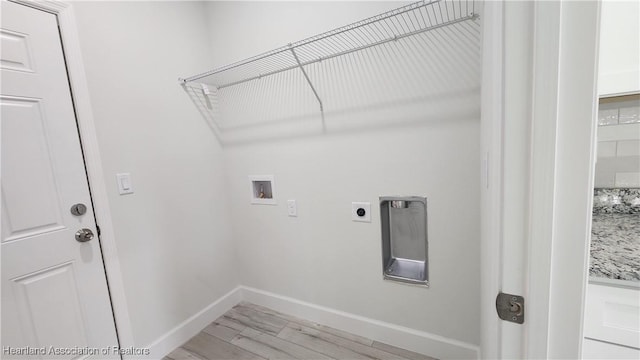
287, 199, 297, 217
116, 173, 134, 195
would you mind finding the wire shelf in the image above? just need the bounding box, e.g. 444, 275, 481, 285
180, 0, 477, 90
181, 0, 479, 142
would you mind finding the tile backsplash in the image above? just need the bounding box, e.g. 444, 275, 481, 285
598, 97, 640, 126
595, 96, 640, 188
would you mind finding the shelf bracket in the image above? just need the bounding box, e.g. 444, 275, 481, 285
289, 44, 325, 130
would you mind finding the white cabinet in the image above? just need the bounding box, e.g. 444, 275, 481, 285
583, 283, 640, 358
598, 0, 640, 96
583, 338, 640, 359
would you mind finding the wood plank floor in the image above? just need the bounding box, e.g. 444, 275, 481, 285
164, 302, 437, 360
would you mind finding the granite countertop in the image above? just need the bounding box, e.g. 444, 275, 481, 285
590, 213, 639, 281
590, 189, 639, 282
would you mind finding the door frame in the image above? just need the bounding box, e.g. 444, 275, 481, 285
480, 0, 601, 358
7, 0, 135, 351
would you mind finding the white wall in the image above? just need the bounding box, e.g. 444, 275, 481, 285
72, 1, 239, 348
205, 1, 482, 346
72, 0, 481, 351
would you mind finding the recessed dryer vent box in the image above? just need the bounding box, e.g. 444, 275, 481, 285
249, 175, 276, 205
380, 196, 428, 287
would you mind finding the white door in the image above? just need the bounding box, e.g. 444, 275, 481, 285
1, 1, 119, 358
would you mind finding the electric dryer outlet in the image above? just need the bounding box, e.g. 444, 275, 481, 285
352, 202, 371, 222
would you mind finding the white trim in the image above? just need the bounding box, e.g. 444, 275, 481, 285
482, 2, 601, 358
526, 1, 601, 358
547, 2, 600, 357
9, 0, 135, 351
9, 0, 64, 13
526, 1, 562, 357
145, 287, 243, 359
240, 286, 480, 360
479, 1, 504, 358
137, 285, 479, 359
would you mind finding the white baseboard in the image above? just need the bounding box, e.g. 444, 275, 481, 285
143, 286, 243, 359
240, 286, 480, 360
140, 285, 479, 360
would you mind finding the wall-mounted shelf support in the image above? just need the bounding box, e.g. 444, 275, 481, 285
289, 44, 325, 128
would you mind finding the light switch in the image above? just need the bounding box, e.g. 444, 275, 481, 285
287, 200, 297, 217
121, 177, 131, 191
116, 173, 134, 195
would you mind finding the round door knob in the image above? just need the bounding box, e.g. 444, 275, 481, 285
75, 228, 94, 242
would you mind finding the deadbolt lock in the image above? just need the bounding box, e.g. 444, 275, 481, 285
70, 203, 87, 216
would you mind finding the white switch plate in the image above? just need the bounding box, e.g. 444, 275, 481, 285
287, 199, 297, 217
352, 202, 371, 222
116, 173, 134, 195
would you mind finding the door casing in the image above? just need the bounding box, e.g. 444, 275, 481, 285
480, 1, 601, 358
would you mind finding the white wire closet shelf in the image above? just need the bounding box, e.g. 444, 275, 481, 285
180, 0, 479, 112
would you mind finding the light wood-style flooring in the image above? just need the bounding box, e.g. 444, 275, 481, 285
164, 302, 437, 360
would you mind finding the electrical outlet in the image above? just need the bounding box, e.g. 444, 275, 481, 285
352, 202, 371, 222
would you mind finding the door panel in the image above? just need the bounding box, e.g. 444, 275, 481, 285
0, 28, 35, 72
1, 96, 65, 242
11, 262, 88, 351
1, 1, 119, 358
